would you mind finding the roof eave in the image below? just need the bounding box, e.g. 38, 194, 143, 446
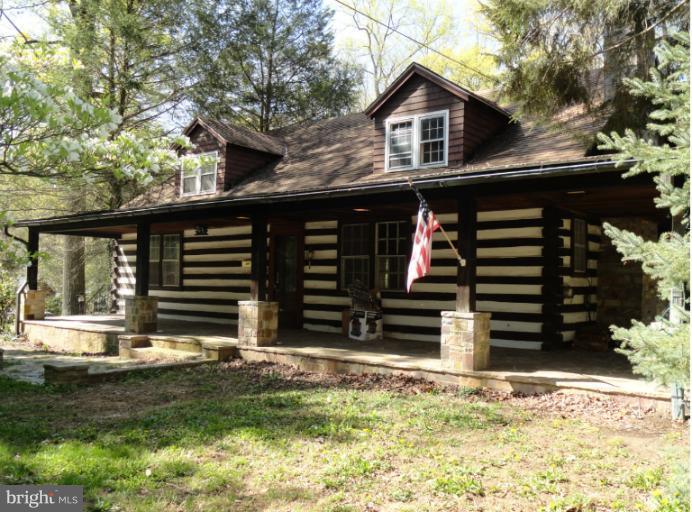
15, 157, 630, 230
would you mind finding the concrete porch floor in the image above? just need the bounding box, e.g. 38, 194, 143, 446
20, 315, 669, 404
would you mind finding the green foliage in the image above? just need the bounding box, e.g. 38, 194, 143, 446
187, 0, 360, 132
0, 268, 17, 333
597, 33, 690, 387
481, 0, 686, 123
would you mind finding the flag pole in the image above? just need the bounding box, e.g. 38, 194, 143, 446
407, 178, 466, 268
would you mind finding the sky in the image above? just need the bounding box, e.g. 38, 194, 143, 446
1, 0, 492, 55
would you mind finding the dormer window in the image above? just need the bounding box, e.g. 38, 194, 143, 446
181, 151, 218, 196
385, 110, 448, 171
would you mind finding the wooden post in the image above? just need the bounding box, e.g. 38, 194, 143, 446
27, 228, 39, 290
456, 193, 477, 312
250, 216, 268, 301
134, 222, 150, 297
541, 206, 562, 350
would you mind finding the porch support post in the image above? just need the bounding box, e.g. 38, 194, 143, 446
239, 216, 278, 346
22, 228, 46, 321
134, 222, 150, 297
440, 191, 490, 372
27, 228, 39, 290
250, 215, 268, 301
125, 222, 157, 333
456, 193, 477, 312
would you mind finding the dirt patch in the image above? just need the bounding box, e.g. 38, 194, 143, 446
215, 360, 684, 435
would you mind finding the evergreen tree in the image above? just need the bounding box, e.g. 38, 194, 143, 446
481, 0, 689, 129
187, 0, 360, 132
597, 33, 689, 387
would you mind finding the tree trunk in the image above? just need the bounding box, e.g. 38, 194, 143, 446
62, 193, 86, 315
62, 235, 86, 315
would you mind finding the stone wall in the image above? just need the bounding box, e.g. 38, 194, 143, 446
597, 217, 663, 329
23, 322, 118, 354
238, 301, 278, 346
440, 311, 491, 371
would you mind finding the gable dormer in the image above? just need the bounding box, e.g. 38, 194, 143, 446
366, 63, 510, 173
179, 117, 284, 197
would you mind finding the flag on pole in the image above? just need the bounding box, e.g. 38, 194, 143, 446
407, 190, 441, 292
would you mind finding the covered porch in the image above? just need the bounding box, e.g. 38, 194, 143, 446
20, 314, 668, 407
13, 164, 667, 407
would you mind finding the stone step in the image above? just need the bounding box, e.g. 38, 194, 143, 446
125, 346, 208, 363
148, 336, 203, 354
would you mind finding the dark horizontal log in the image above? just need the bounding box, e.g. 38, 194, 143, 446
184, 247, 250, 256
183, 233, 251, 243
476, 293, 544, 304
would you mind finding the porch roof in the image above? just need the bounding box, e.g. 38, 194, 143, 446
13, 156, 632, 235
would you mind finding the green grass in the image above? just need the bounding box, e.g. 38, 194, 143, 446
0, 363, 686, 511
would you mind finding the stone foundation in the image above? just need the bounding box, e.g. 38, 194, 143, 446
440, 311, 491, 371
238, 301, 278, 346
21, 290, 47, 321
125, 296, 158, 333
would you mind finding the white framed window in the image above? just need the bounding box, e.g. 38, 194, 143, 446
375, 221, 409, 291
340, 223, 370, 289
161, 234, 181, 287
385, 110, 448, 171
181, 151, 218, 196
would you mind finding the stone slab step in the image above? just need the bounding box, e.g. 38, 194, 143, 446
148, 336, 203, 353
125, 346, 208, 363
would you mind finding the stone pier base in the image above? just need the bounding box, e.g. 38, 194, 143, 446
238, 301, 278, 346
22, 290, 47, 321
125, 296, 158, 333
441, 311, 491, 371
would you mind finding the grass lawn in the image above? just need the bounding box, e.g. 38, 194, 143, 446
0, 361, 687, 511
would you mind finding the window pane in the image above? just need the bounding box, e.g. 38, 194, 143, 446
420, 116, 444, 142
421, 140, 445, 164
149, 235, 160, 260
163, 234, 180, 259
200, 173, 215, 193
388, 121, 413, 169
162, 261, 180, 286
342, 256, 370, 290
376, 255, 406, 290
183, 176, 197, 194
342, 224, 369, 256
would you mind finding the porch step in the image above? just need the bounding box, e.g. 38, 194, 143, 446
149, 336, 203, 353
125, 346, 208, 363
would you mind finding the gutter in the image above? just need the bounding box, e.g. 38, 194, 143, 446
15, 158, 633, 229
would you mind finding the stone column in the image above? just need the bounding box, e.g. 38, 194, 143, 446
440, 311, 491, 371
125, 296, 158, 333
238, 300, 278, 346
22, 290, 48, 321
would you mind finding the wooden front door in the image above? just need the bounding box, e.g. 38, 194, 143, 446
270, 224, 304, 328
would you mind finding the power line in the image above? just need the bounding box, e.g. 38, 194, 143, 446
332, 0, 500, 84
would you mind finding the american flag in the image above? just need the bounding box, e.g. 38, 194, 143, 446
406, 191, 440, 292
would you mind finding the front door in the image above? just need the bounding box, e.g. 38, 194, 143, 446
272, 233, 302, 328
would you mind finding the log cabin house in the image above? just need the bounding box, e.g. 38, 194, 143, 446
14, 63, 665, 393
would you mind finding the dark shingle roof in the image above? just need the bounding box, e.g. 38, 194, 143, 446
186, 117, 285, 156
130, 100, 607, 208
